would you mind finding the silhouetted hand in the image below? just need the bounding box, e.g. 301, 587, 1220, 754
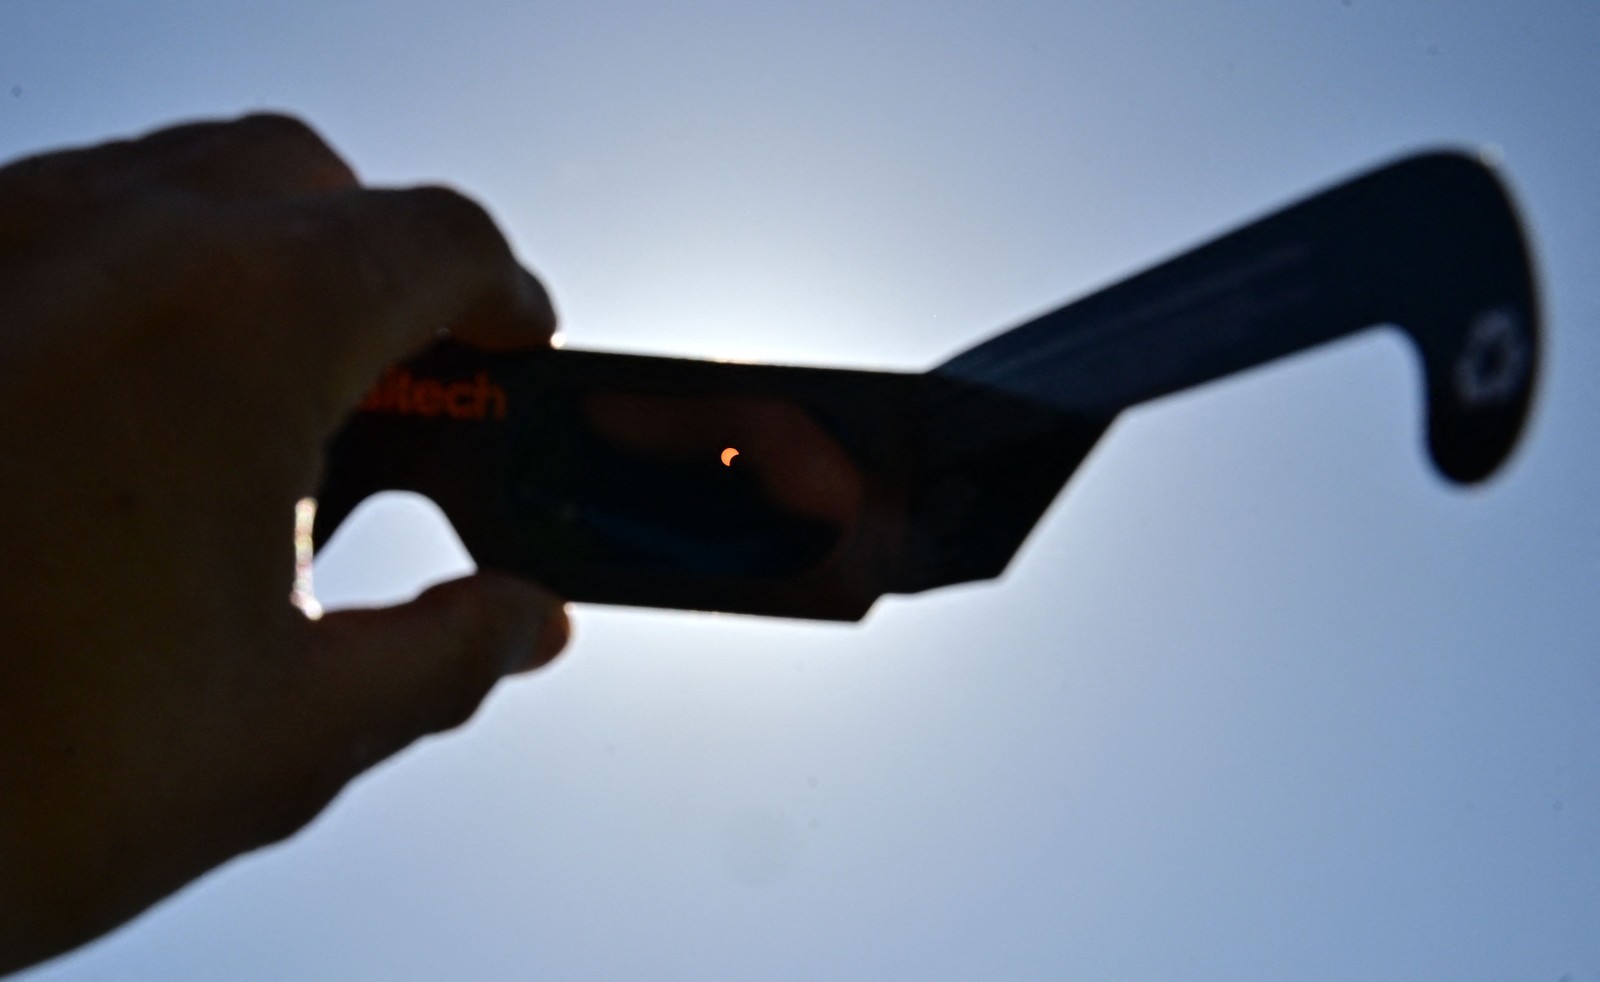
0, 114, 570, 973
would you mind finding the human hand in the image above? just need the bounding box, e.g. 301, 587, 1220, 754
0, 114, 570, 972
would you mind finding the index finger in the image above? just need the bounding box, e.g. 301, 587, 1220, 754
249, 184, 557, 430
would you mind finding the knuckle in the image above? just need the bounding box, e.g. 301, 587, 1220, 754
399, 184, 506, 255
0, 142, 122, 213
201, 112, 355, 191
432, 680, 493, 733
244, 767, 344, 848
228, 112, 336, 156
414, 581, 504, 733
443, 634, 504, 730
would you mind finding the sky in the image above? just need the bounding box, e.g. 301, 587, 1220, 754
3, 1, 1598, 979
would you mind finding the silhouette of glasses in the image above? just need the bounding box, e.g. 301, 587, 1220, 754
315, 151, 1539, 620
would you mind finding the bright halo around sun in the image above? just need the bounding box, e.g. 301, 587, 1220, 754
721, 447, 740, 466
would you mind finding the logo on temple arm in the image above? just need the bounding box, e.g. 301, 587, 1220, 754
1454, 306, 1532, 408
357, 368, 508, 420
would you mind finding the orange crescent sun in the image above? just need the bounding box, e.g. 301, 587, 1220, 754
721, 447, 739, 466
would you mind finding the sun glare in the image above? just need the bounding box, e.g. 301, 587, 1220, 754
291, 497, 323, 620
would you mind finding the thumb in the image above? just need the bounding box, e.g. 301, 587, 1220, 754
293, 572, 569, 780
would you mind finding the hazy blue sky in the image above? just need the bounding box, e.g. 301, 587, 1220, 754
4, 2, 1597, 979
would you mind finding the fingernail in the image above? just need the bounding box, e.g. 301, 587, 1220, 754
460, 267, 558, 351
516, 267, 558, 340
535, 603, 571, 666
502, 600, 571, 676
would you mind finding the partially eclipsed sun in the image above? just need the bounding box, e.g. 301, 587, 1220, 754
721, 447, 740, 466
